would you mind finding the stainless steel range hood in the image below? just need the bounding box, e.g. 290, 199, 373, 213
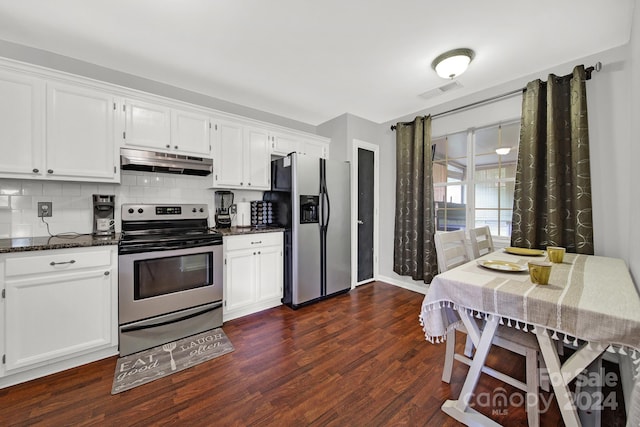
120, 148, 213, 176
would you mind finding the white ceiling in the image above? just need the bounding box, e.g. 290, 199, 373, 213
0, 1, 634, 126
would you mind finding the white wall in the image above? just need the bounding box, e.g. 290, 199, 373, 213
377, 44, 634, 289
630, 0, 640, 286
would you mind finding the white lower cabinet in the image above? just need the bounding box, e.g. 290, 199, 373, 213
223, 232, 283, 321
0, 246, 118, 388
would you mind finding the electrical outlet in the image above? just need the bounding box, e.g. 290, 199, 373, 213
38, 202, 52, 218
229, 204, 237, 214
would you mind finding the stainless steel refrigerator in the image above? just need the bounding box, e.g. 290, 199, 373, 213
266, 152, 351, 309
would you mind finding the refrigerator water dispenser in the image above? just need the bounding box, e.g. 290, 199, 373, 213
300, 195, 319, 223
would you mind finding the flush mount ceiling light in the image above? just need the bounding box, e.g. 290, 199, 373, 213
431, 48, 475, 79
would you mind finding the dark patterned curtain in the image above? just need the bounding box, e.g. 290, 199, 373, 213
393, 116, 438, 283
511, 65, 594, 254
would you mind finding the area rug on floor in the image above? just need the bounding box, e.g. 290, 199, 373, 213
111, 328, 234, 394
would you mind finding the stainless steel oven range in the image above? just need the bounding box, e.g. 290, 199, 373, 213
118, 203, 223, 356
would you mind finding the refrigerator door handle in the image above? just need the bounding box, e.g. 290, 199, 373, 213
322, 190, 330, 227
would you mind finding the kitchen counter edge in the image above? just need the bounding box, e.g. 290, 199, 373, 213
0, 234, 120, 254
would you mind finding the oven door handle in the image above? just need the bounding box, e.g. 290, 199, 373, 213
120, 302, 222, 333
119, 239, 222, 254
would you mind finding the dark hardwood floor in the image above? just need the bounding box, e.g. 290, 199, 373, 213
0, 282, 626, 426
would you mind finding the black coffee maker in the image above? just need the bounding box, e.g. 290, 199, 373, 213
92, 194, 115, 236
215, 191, 233, 228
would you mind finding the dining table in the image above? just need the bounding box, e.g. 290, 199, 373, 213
419, 248, 640, 427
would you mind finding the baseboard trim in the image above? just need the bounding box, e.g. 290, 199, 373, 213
376, 274, 428, 295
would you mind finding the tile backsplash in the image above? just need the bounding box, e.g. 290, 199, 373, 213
0, 172, 264, 238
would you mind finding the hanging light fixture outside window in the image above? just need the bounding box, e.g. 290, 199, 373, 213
431, 48, 475, 79
494, 125, 511, 155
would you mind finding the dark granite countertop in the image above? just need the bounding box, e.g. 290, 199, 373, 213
0, 234, 120, 254
0, 227, 284, 253
213, 226, 285, 237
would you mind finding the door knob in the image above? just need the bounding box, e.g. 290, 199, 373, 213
357, 220, 364, 224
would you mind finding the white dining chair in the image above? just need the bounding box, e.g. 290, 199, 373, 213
435, 230, 545, 427
469, 225, 494, 258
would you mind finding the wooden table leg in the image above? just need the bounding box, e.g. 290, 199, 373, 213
536, 329, 605, 427
441, 312, 502, 426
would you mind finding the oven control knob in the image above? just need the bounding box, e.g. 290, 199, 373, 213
192, 208, 197, 213
128, 208, 134, 214
138, 208, 144, 214
199, 208, 204, 213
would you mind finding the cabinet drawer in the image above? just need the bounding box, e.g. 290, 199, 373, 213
224, 232, 282, 251
5, 249, 112, 277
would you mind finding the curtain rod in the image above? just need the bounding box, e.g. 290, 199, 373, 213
390, 62, 602, 131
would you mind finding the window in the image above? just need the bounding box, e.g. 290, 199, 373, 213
433, 120, 520, 238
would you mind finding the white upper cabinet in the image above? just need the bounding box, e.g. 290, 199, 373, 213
123, 98, 171, 150
0, 70, 44, 178
124, 98, 212, 157
46, 82, 118, 182
302, 138, 328, 158
270, 133, 300, 157
270, 132, 329, 159
213, 119, 244, 187
171, 108, 211, 156
0, 72, 119, 183
212, 120, 270, 190
245, 126, 270, 189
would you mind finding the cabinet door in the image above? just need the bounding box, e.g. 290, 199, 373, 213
0, 70, 44, 178
46, 83, 118, 181
225, 248, 257, 313
124, 98, 171, 150
213, 120, 244, 187
257, 245, 282, 302
244, 126, 270, 189
171, 108, 211, 156
4, 268, 113, 371
302, 140, 327, 159
271, 134, 300, 157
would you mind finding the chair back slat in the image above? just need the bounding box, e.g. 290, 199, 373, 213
470, 226, 494, 259
434, 230, 470, 273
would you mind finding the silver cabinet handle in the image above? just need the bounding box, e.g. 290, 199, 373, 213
47, 169, 54, 174
32, 168, 39, 173
357, 220, 364, 224
251, 241, 262, 245
50, 260, 76, 266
